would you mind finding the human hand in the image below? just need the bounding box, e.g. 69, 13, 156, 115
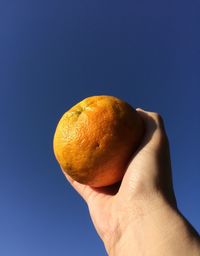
63, 109, 200, 255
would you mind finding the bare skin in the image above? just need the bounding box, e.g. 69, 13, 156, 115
63, 109, 200, 255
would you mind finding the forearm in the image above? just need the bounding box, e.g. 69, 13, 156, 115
104, 199, 200, 256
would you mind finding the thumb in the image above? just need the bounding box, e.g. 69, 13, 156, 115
135, 108, 168, 153
118, 109, 171, 199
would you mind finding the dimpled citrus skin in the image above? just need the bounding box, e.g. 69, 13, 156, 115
53, 95, 145, 187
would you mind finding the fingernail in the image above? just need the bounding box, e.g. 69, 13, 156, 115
136, 107, 144, 111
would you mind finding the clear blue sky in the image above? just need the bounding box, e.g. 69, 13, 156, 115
0, 0, 200, 255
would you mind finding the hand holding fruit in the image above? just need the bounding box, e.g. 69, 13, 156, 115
53, 96, 200, 256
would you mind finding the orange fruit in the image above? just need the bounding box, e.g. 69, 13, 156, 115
53, 95, 144, 187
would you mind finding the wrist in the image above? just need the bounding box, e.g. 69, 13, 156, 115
103, 194, 169, 254
104, 195, 200, 255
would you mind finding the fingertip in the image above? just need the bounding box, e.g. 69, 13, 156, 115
60, 167, 78, 187
64, 172, 75, 184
